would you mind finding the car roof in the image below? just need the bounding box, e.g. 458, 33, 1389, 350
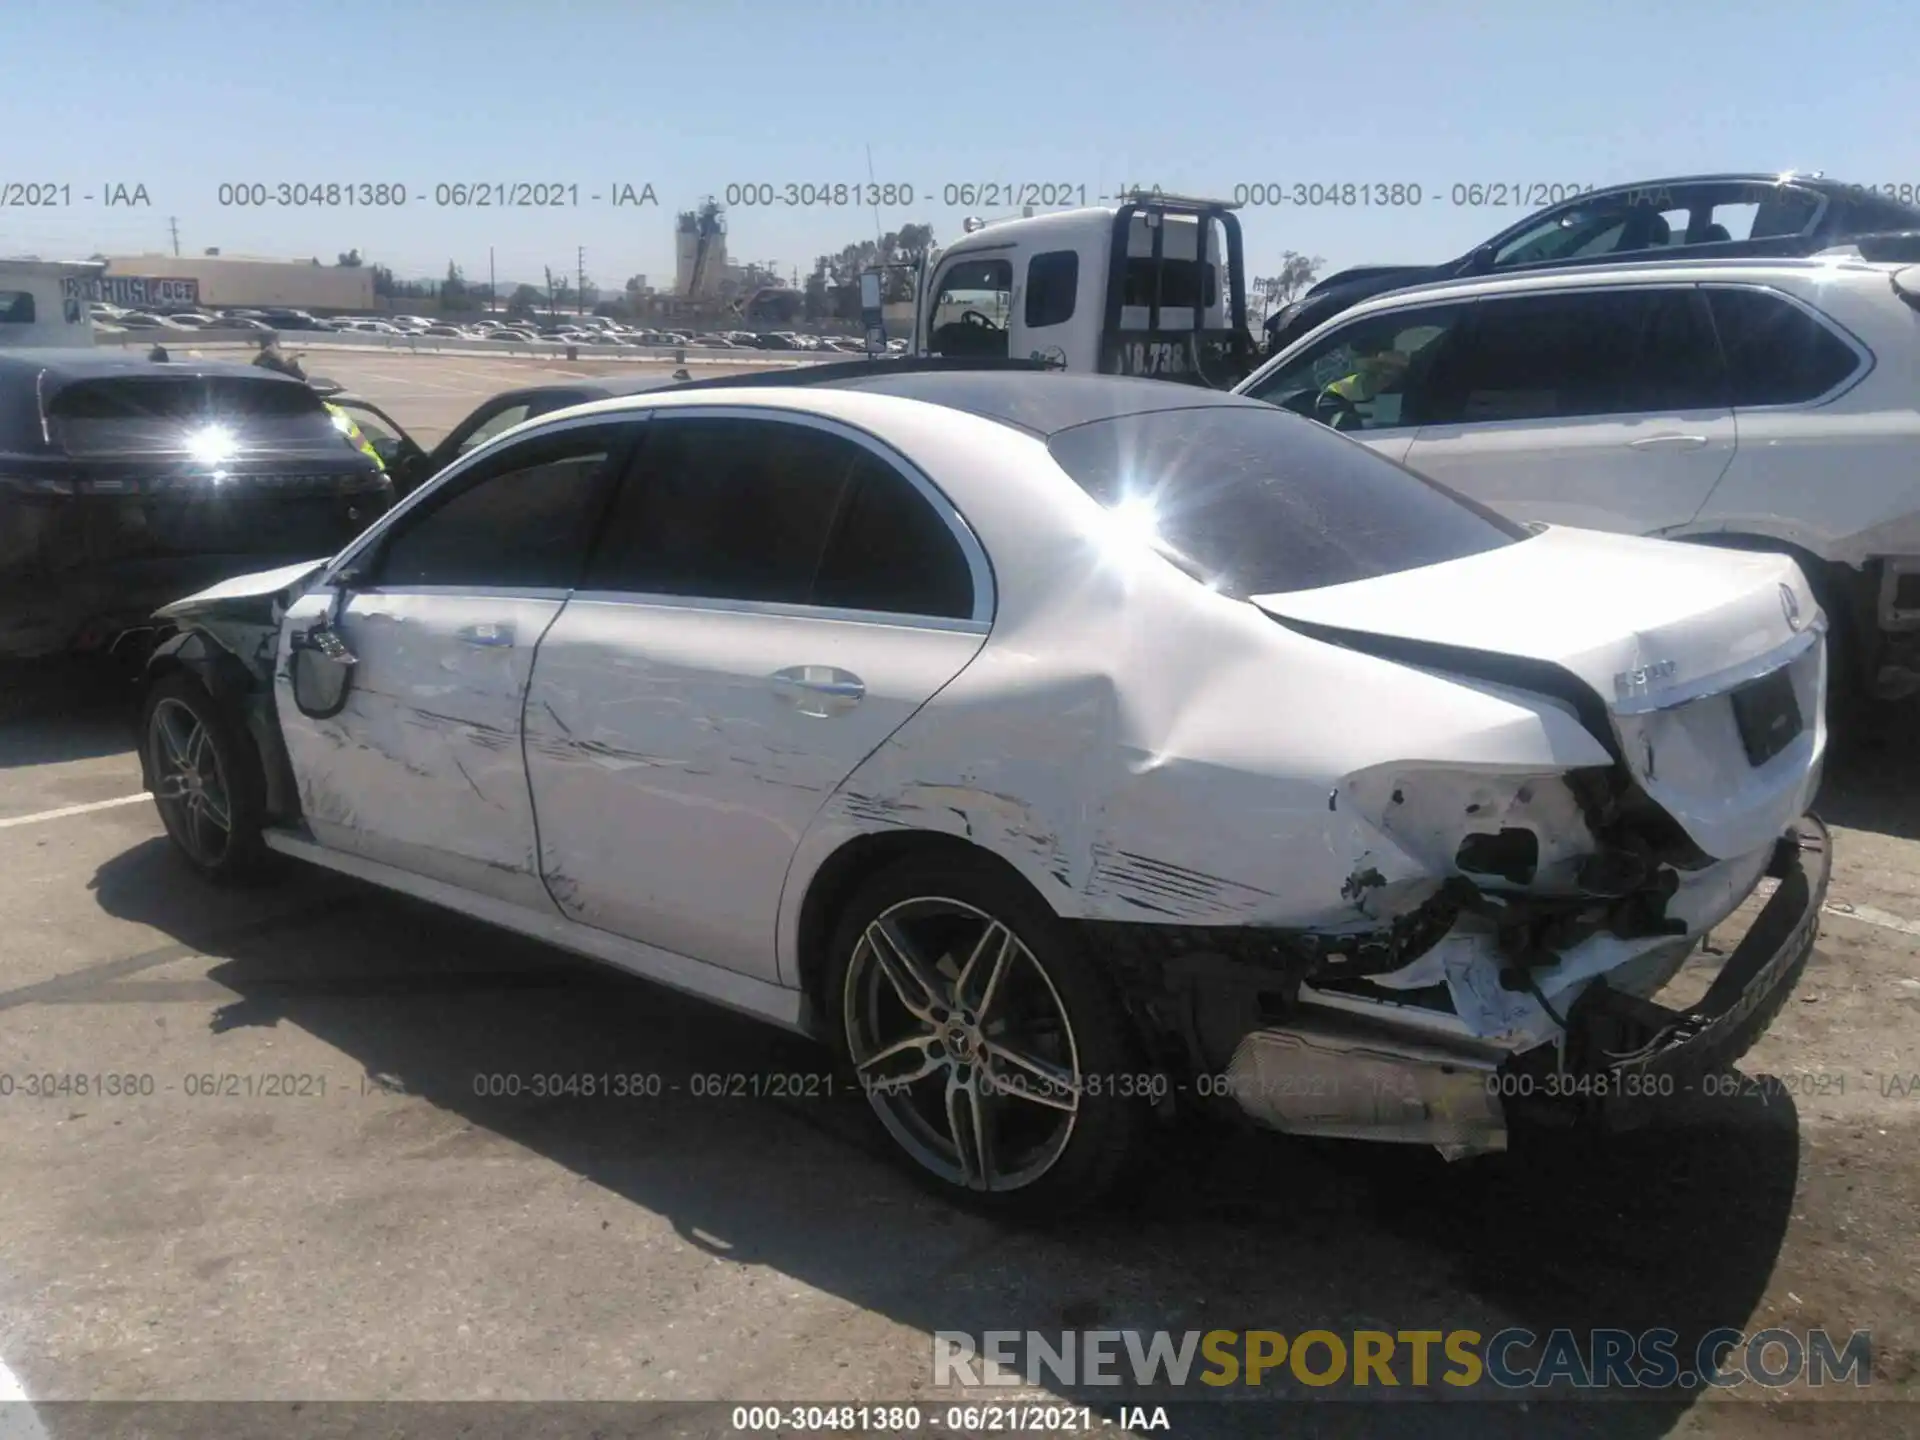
545, 372, 688, 400
0, 348, 310, 393
812, 370, 1268, 436
580, 366, 1270, 438
1322, 253, 1904, 317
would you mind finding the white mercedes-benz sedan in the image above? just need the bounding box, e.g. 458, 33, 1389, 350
140, 367, 1832, 1214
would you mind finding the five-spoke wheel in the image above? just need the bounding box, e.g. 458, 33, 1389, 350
829, 854, 1144, 1214
150, 695, 235, 868
142, 673, 269, 883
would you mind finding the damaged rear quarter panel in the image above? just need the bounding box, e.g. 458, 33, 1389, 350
777, 475, 1617, 980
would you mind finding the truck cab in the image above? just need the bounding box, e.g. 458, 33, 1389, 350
0, 260, 107, 349
896, 193, 1257, 386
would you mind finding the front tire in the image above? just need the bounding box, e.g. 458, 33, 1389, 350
824, 853, 1146, 1218
142, 672, 272, 884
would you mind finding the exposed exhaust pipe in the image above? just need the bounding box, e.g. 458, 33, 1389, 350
1224, 1016, 1508, 1160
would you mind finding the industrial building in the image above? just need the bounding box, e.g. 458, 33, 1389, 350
103, 254, 375, 312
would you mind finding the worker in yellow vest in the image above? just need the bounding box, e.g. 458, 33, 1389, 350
1315, 338, 1413, 430
324, 400, 389, 474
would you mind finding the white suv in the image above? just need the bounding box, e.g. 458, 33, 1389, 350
1235, 253, 1920, 700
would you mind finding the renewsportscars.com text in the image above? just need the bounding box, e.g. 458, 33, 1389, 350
933, 1327, 1873, 1392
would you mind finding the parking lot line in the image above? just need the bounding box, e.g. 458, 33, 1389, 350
0, 1357, 49, 1440
0, 794, 150, 829
1822, 897, 1920, 938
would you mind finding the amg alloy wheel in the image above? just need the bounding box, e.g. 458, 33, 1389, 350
828, 856, 1144, 1215
151, 695, 234, 867
142, 673, 270, 883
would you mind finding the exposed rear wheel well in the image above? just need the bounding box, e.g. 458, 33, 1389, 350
794, 830, 1057, 1016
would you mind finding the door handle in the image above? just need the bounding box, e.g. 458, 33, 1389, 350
455, 622, 515, 647
1627, 434, 1709, 451
771, 665, 866, 715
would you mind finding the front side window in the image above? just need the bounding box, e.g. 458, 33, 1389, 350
1049, 405, 1523, 598
1492, 208, 1636, 266
1706, 288, 1862, 406
0, 291, 36, 324
1418, 288, 1724, 424
1242, 303, 1466, 431
927, 258, 1012, 358
373, 424, 626, 589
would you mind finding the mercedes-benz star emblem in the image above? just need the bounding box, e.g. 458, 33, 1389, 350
1779, 582, 1804, 632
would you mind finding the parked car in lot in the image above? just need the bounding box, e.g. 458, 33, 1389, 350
1265, 173, 1920, 353
1237, 251, 1920, 702
313, 370, 687, 496
113, 312, 186, 330
0, 351, 392, 659
254, 309, 330, 332
143, 370, 1828, 1214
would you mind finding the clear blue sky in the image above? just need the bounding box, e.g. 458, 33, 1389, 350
2, 0, 1909, 292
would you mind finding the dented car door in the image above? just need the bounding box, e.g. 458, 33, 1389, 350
523, 411, 991, 981
275, 419, 637, 906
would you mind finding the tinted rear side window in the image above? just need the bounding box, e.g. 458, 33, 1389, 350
813, 455, 975, 619
47, 375, 339, 457
584, 417, 858, 603
1420, 288, 1723, 423
1706, 288, 1863, 406
1046, 405, 1523, 598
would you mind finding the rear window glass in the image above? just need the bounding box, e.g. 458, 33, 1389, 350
46, 375, 340, 457
1046, 405, 1524, 598
1121, 259, 1216, 309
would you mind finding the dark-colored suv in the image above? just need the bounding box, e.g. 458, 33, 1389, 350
0, 351, 392, 659
1265, 173, 1920, 353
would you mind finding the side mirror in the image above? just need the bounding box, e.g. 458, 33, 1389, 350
288, 632, 354, 719
859, 271, 886, 354
287, 587, 359, 719
1468, 244, 1497, 273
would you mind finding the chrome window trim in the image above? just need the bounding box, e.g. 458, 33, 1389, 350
1694, 281, 1876, 410
566, 590, 990, 635
322, 411, 649, 585
344, 585, 573, 602
1611, 622, 1826, 716
623, 404, 998, 629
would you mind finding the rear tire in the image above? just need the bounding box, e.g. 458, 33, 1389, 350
141, 672, 273, 884
824, 853, 1147, 1219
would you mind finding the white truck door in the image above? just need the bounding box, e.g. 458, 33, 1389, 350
1014, 244, 1099, 369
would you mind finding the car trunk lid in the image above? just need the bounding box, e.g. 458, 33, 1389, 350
1252, 527, 1825, 859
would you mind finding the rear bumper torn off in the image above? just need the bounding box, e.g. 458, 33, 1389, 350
1221, 815, 1829, 1153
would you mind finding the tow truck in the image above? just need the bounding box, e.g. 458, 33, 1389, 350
863, 191, 1260, 387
